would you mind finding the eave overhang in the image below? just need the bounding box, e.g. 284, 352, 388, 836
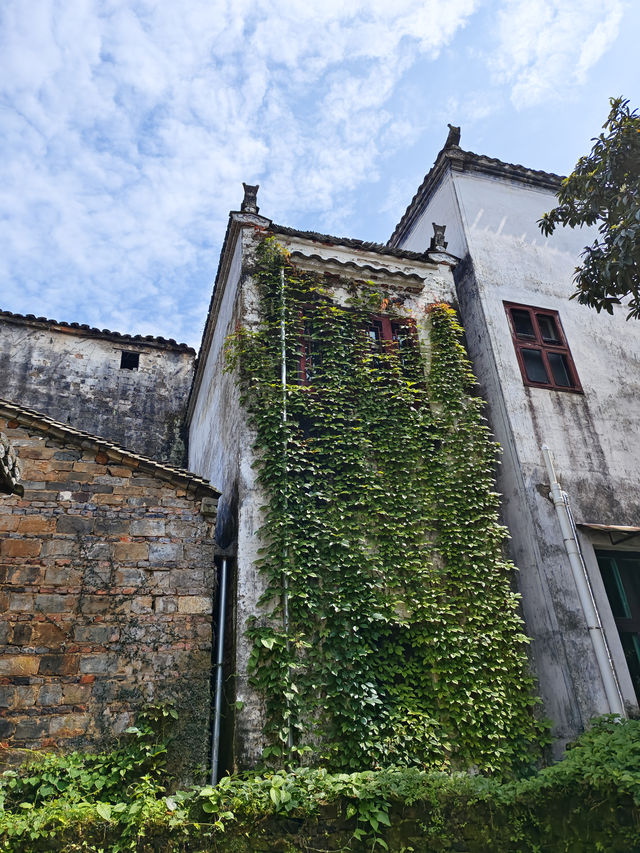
0, 398, 220, 500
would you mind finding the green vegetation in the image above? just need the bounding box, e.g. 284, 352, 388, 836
226, 238, 545, 773
2, 715, 640, 851
8, 240, 638, 851
539, 97, 640, 318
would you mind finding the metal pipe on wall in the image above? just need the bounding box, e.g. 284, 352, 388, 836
210, 556, 228, 785
280, 266, 294, 752
542, 445, 625, 717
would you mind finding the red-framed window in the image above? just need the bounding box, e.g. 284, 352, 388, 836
366, 315, 416, 355
297, 315, 417, 384
504, 302, 582, 392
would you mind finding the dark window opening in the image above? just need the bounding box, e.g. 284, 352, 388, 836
537, 313, 561, 344
120, 351, 140, 371
512, 308, 535, 339
504, 303, 581, 392
367, 318, 384, 346
596, 550, 640, 702
521, 349, 548, 384
548, 352, 571, 387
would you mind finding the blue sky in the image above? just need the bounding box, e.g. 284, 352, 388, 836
1, 0, 638, 347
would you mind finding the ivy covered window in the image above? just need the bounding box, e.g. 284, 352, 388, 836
504, 303, 581, 392
299, 315, 417, 384
366, 316, 415, 350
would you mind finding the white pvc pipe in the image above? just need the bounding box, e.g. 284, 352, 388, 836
280, 266, 294, 752
542, 445, 625, 717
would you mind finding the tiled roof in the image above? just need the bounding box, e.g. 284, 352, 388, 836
0, 398, 219, 498
389, 146, 564, 247
0, 309, 195, 354
286, 250, 426, 289
270, 223, 434, 263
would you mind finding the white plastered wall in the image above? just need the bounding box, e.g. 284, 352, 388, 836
397, 165, 640, 745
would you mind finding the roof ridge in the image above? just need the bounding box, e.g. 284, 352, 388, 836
0, 309, 195, 353
0, 397, 219, 497
270, 223, 436, 263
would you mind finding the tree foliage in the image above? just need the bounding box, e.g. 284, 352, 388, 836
539, 97, 640, 318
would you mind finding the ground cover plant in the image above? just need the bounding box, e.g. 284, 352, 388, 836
1, 715, 640, 851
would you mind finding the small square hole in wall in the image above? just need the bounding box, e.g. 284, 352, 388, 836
120, 351, 140, 370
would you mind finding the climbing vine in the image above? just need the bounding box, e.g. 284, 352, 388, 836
227, 237, 546, 774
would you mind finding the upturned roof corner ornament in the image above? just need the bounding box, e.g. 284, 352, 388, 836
444, 124, 461, 149
241, 183, 260, 214
430, 223, 448, 252
0, 431, 23, 496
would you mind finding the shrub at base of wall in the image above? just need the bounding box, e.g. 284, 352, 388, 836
0, 715, 638, 852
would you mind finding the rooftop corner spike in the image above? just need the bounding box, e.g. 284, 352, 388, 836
430, 223, 448, 252
444, 123, 461, 149
241, 182, 260, 214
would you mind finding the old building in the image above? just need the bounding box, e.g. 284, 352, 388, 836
1, 129, 638, 775
0, 310, 195, 466
389, 132, 640, 746
0, 400, 218, 776
187, 202, 461, 767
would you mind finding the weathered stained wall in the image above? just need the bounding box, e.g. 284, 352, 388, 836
396, 160, 640, 743
0, 313, 195, 465
0, 415, 217, 777
188, 216, 458, 769
189, 220, 271, 771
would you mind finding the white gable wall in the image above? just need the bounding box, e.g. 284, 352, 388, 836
396, 162, 640, 747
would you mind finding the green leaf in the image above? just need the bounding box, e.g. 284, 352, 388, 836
96, 803, 112, 821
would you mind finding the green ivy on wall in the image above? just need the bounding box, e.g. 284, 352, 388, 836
227, 237, 547, 774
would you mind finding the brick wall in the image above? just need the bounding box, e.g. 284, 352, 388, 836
0, 417, 217, 778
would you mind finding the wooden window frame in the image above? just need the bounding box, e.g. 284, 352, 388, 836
504, 302, 582, 393
297, 314, 417, 385
367, 315, 416, 349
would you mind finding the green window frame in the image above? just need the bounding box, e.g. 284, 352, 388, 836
596, 549, 640, 701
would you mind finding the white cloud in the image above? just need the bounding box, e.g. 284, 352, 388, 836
0, 0, 630, 346
491, 0, 625, 108
0, 0, 481, 345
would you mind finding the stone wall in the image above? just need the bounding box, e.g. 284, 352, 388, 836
0, 412, 218, 777
0, 312, 195, 466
